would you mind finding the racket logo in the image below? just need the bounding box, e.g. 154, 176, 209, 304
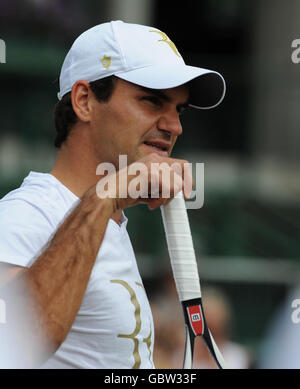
187, 305, 204, 336
191, 313, 201, 322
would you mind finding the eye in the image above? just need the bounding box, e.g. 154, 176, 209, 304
141, 96, 163, 108
177, 104, 188, 116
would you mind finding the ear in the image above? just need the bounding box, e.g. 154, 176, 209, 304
71, 80, 92, 123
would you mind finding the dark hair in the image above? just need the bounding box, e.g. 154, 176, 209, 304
54, 75, 118, 148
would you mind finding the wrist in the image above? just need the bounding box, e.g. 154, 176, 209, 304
103, 196, 119, 215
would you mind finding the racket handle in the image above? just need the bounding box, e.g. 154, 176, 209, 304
160, 192, 201, 302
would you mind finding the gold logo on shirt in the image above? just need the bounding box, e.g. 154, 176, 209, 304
100, 55, 111, 70
150, 30, 181, 57
110, 280, 153, 369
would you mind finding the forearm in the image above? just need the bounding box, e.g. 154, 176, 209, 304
11, 194, 114, 364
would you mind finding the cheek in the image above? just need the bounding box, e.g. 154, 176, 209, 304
110, 103, 154, 143
92, 99, 158, 165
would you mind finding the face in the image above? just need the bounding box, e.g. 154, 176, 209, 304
88, 78, 189, 169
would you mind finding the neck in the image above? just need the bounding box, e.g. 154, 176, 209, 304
50, 132, 122, 225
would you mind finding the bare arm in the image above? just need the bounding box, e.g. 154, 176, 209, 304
0, 153, 192, 367
28, 190, 114, 337
1, 188, 115, 366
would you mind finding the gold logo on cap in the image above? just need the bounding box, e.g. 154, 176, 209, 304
150, 30, 181, 57
100, 55, 111, 70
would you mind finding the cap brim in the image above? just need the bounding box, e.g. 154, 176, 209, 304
116, 64, 225, 109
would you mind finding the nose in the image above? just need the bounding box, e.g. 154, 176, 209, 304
157, 110, 183, 137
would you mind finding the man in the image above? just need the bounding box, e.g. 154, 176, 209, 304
0, 21, 225, 368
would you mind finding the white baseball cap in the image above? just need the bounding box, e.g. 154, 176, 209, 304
58, 20, 226, 109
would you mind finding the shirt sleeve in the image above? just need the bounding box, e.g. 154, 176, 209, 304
0, 198, 55, 268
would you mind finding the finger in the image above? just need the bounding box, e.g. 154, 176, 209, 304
182, 162, 193, 199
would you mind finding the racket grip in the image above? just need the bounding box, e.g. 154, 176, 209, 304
161, 192, 201, 302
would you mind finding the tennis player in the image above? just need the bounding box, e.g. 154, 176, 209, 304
0, 21, 225, 368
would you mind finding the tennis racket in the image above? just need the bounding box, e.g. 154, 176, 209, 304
160, 191, 226, 369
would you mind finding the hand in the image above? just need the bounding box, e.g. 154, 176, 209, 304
95, 153, 193, 211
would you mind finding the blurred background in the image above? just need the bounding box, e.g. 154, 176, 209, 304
1, 0, 300, 369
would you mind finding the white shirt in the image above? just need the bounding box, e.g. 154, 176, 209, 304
0, 172, 154, 369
